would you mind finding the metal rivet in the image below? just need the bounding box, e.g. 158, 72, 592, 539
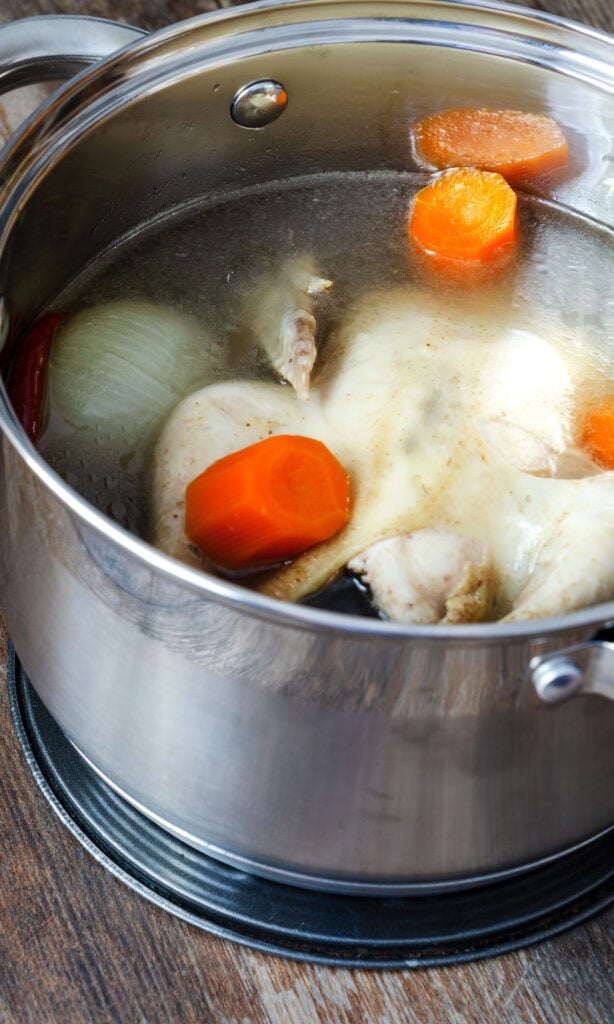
230, 80, 288, 129
531, 656, 584, 704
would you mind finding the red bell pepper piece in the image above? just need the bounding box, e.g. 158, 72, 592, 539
7, 313, 66, 442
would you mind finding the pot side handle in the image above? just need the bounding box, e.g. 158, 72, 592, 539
530, 640, 614, 704
0, 16, 146, 94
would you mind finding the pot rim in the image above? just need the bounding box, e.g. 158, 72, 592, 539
0, 0, 613, 642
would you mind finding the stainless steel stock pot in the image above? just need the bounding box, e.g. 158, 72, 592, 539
0, 1, 612, 893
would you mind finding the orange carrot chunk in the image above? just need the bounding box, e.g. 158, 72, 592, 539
581, 400, 614, 470
409, 167, 517, 268
185, 434, 351, 569
413, 108, 568, 186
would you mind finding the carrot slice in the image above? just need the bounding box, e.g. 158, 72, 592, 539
581, 400, 614, 469
185, 434, 351, 569
409, 167, 517, 274
413, 108, 568, 186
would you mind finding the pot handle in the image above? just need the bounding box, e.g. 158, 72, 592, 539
530, 640, 614, 704
0, 16, 146, 94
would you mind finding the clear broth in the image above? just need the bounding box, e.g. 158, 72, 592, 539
40, 171, 614, 611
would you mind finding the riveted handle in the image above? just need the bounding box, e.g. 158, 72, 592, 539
530, 641, 614, 704
0, 16, 145, 96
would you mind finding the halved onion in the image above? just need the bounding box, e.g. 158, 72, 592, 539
49, 300, 214, 436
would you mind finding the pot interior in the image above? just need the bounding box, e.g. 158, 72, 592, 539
2, 1, 612, 619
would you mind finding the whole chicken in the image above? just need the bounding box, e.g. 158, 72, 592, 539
152, 264, 614, 623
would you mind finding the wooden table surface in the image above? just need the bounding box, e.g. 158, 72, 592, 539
0, 1, 612, 1021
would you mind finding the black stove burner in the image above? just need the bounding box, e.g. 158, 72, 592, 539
8, 649, 614, 968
